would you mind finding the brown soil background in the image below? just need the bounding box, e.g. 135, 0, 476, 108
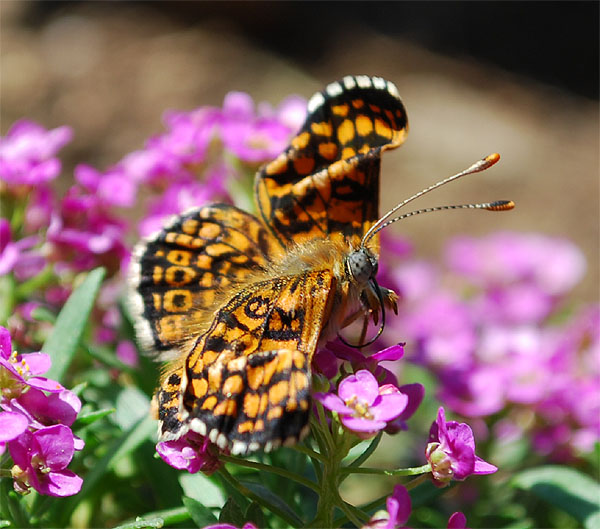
2, 2, 598, 302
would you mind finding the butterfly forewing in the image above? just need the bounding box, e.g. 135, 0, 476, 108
131, 204, 283, 359
255, 75, 408, 249
158, 269, 336, 454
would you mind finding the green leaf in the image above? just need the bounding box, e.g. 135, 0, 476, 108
43, 267, 106, 381
30, 305, 56, 323
512, 465, 600, 529
182, 496, 218, 527
179, 473, 225, 508
345, 432, 382, 468
245, 502, 265, 528
72, 407, 115, 429
219, 497, 245, 526
243, 482, 303, 526
114, 386, 151, 430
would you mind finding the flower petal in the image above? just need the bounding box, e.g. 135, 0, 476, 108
340, 416, 387, 433
0, 411, 28, 442
370, 393, 408, 422
34, 424, 75, 470
19, 352, 51, 376
339, 370, 379, 404
313, 392, 353, 415
36, 468, 83, 497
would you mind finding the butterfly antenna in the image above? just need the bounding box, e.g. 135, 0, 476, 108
372, 199, 515, 233
362, 153, 502, 246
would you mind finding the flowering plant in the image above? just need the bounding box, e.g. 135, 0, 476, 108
1, 87, 598, 529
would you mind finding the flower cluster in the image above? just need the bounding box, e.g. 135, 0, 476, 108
0, 326, 83, 496
0, 93, 306, 355
385, 231, 599, 460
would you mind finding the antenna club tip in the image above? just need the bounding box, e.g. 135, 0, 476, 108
486, 200, 515, 211
485, 153, 501, 165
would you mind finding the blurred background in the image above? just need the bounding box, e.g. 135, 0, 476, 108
2, 1, 598, 300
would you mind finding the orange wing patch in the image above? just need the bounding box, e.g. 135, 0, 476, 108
157, 268, 336, 455
255, 75, 408, 249
131, 204, 283, 359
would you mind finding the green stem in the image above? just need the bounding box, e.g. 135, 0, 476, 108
217, 466, 303, 528
292, 442, 326, 462
336, 497, 368, 527
340, 463, 431, 476
315, 402, 336, 453
404, 473, 430, 491
220, 454, 319, 493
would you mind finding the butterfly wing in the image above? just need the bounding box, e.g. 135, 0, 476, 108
255, 75, 408, 249
157, 268, 336, 455
130, 204, 284, 360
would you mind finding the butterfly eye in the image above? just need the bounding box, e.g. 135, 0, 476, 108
347, 249, 377, 284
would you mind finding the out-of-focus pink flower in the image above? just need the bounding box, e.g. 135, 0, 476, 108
445, 232, 586, 296
156, 431, 221, 475
384, 230, 599, 459
9, 424, 83, 496
0, 120, 72, 186
116, 340, 139, 367
426, 408, 497, 485
447, 512, 470, 529
314, 370, 408, 437
75, 164, 137, 208
220, 91, 305, 163
363, 484, 411, 529
138, 174, 225, 237
0, 219, 45, 280
46, 185, 129, 274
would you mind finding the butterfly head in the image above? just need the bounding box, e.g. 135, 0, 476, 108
346, 247, 378, 286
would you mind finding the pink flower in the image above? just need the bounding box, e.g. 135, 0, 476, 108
314, 370, 408, 437
0, 120, 72, 186
220, 91, 305, 163
10, 388, 82, 432
323, 341, 405, 386
0, 326, 63, 398
9, 424, 83, 496
156, 431, 221, 475
447, 512, 470, 529
0, 411, 28, 455
0, 219, 45, 280
363, 484, 412, 528
426, 408, 497, 485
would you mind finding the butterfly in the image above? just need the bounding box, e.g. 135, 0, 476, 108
129, 75, 511, 456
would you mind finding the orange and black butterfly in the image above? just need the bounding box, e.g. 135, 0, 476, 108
129, 75, 511, 456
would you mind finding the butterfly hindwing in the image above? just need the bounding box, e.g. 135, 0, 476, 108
255, 75, 408, 249
130, 204, 283, 359
157, 268, 336, 455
